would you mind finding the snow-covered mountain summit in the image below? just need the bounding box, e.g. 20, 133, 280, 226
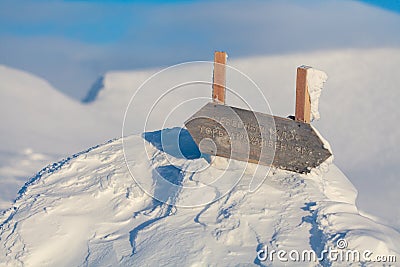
1, 48, 399, 246
74, 49, 400, 228
1, 128, 398, 266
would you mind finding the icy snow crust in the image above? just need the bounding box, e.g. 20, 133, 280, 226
306, 68, 328, 122
1, 130, 399, 266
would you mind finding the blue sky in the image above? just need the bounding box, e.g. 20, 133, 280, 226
0, 0, 400, 99
360, 0, 400, 13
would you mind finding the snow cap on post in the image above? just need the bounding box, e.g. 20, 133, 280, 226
295, 65, 327, 123
212, 51, 227, 104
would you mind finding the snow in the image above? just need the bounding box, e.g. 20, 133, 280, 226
0, 65, 119, 210
0, 65, 112, 156
305, 67, 328, 122
0, 47, 400, 234
83, 48, 400, 228
0, 129, 398, 266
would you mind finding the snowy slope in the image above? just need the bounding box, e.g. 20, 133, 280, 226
0, 65, 115, 154
0, 129, 398, 266
82, 48, 400, 228
0, 65, 119, 210
1, 48, 399, 230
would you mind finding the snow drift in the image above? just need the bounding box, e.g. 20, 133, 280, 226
0, 128, 398, 266
78, 49, 400, 228
1, 49, 400, 228
0, 65, 119, 210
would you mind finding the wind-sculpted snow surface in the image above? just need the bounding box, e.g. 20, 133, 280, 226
0, 129, 399, 266
2, 48, 400, 228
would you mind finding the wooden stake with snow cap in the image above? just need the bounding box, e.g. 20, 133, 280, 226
212, 51, 227, 104
295, 65, 328, 123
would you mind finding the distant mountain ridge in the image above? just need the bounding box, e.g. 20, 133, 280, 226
82, 75, 104, 103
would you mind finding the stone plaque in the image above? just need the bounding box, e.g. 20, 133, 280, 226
185, 103, 331, 173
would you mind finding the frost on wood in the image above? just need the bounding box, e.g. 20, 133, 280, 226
307, 68, 328, 121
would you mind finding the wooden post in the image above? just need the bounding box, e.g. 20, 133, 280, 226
212, 51, 227, 104
295, 65, 312, 123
